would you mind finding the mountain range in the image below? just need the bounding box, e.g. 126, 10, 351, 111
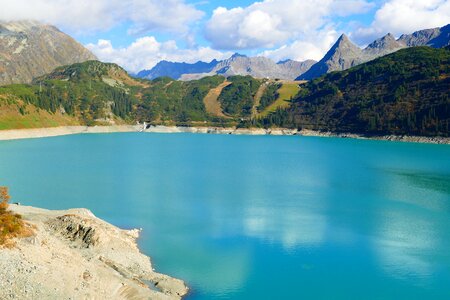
298, 24, 450, 80
0, 20, 97, 85
136, 24, 450, 82
137, 53, 316, 81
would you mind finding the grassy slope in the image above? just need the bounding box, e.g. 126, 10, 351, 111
258, 82, 301, 118
0, 96, 79, 130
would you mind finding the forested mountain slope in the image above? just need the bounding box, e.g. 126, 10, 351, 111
261, 47, 450, 137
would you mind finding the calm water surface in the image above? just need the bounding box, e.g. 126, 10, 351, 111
0, 133, 449, 299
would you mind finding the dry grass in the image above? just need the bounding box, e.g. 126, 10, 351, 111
203, 81, 232, 118
0, 99, 79, 130
0, 187, 33, 247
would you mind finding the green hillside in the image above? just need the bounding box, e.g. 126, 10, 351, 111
134, 75, 226, 124
0, 62, 266, 128
1, 48, 449, 138
218, 76, 262, 118
0, 61, 140, 127
259, 47, 450, 137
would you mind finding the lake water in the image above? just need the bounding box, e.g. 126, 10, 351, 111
0, 133, 449, 299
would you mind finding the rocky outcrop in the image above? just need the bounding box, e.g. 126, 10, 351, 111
0, 205, 188, 299
363, 33, 405, 56
277, 59, 317, 78
398, 24, 450, 48
0, 20, 97, 85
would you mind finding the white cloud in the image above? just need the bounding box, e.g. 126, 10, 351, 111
260, 29, 339, 62
204, 0, 374, 50
0, 0, 203, 34
352, 0, 450, 44
86, 37, 232, 73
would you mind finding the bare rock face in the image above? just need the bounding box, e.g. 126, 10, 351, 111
398, 26, 443, 47
298, 34, 363, 80
0, 205, 189, 300
0, 20, 97, 85
363, 33, 406, 56
277, 59, 317, 79
47, 215, 100, 248
210, 53, 314, 79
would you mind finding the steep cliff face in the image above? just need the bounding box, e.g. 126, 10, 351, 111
0, 20, 97, 85
398, 25, 450, 47
298, 34, 364, 80
363, 33, 406, 56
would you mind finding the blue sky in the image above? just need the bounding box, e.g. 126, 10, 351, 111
1, 0, 449, 72
75, 0, 377, 49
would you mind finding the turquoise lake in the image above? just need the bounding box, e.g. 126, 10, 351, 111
0, 133, 449, 299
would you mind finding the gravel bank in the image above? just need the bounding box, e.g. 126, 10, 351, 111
0, 125, 448, 144
0, 204, 188, 299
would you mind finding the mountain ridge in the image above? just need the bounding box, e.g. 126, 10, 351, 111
135, 24, 450, 82
298, 24, 450, 80
0, 20, 97, 85
137, 54, 316, 81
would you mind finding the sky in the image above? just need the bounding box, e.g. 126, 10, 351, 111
1, 0, 449, 73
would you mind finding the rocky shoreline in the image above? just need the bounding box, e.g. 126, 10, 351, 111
0, 204, 189, 299
0, 125, 448, 144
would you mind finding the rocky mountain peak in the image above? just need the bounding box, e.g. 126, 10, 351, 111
323, 34, 362, 61
230, 53, 247, 59
364, 32, 406, 56
0, 20, 97, 85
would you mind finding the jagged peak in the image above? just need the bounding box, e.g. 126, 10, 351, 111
321, 33, 360, 60
336, 33, 351, 44
230, 53, 247, 59
366, 33, 403, 50
332, 33, 359, 49
383, 33, 396, 40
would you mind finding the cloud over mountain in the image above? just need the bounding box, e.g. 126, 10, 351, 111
353, 0, 450, 43
204, 0, 374, 50
0, 0, 203, 34
86, 37, 232, 73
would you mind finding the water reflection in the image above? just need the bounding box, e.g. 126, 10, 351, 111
373, 169, 449, 283
383, 170, 450, 212
243, 203, 327, 251
374, 209, 437, 282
